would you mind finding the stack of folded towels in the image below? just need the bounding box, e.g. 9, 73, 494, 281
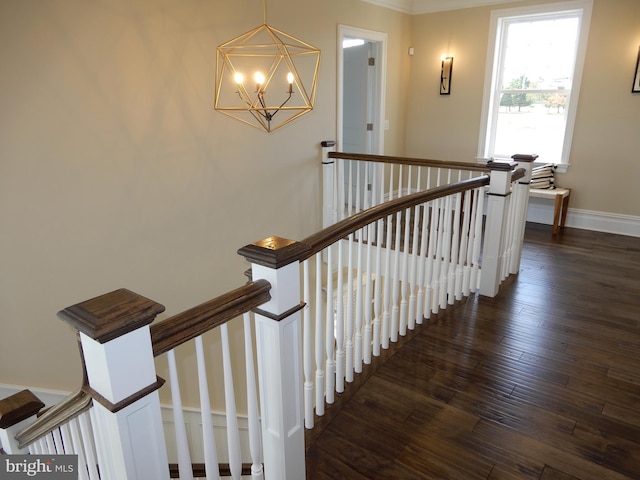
530, 163, 556, 190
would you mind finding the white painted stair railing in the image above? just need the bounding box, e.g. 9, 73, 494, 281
0, 147, 535, 480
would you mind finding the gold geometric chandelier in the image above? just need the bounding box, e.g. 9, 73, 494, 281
214, 1, 321, 133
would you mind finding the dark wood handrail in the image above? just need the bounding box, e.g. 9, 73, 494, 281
328, 151, 491, 173
300, 174, 491, 260
150, 279, 272, 357
15, 389, 92, 449
299, 167, 526, 261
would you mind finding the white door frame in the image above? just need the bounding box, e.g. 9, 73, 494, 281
337, 25, 387, 155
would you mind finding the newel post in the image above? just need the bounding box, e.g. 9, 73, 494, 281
0, 390, 45, 454
58, 289, 169, 480
509, 154, 537, 274
321, 140, 337, 228
480, 161, 515, 297
238, 237, 311, 480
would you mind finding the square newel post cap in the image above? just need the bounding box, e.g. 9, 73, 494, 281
58, 289, 166, 344
486, 160, 517, 171
238, 236, 311, 269
511, 153, 539, 163
0, 390, 45, 429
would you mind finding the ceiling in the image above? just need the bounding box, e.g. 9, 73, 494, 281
361, 0, 526, 15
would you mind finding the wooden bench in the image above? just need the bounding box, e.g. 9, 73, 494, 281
529, 187, 571, 235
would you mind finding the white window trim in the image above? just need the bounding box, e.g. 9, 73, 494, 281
477, 0, 593, 172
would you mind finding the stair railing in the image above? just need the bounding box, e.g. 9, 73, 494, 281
0, 148, 534, 480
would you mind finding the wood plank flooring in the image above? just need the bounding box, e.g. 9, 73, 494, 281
305, 223, 640, 480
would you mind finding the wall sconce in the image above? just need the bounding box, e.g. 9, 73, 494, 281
632, 46, 640, 93
440, 56, 453, 95
214, 1, 321, 133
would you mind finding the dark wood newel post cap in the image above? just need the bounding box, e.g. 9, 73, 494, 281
57, 289, 166, 344
511, 154, 539, 162
0, 390, 45, 429
486, 160, 517, 171
238, 236, 311, 269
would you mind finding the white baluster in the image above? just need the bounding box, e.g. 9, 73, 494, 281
408, 179, 422, 330
78, 411, 100, 480
243, 313, 264, 480
415, 200, 430, 326
67, 419, 88, 480
303, 260, 314, 428
372, 216, 384, 357
314, 254, 326, 416
363, 221, 373, 365
67, 419, 89, 480
390, 165, 403, 343
439, 194, 452, 309
372, 165, 386, 356
52, 427, 64, 453
167, 349, 194, 480
335, 240, 345, 393
431, 198, 444, 314
59, 423, 71, 453
471, 187, 485, 292
448, 191, 462, 305
381, 164, 394, 349
457, 188, 472, 299
220, 323, 242, 480
325, 245, 335, 405
345, 234, 354, 383
354, 227, 364, 373
89, 402, 116, 480
399, 204, 411, 336
195, 336, 221, 480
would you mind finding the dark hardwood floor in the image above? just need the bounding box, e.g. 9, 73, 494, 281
305, 222, 640, 480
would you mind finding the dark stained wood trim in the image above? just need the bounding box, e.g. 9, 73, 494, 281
253, 302, 306, 322
150, 280, 271, 357
0, 390, 45, 429
238, 236, 312, 269
329, 151, 491, 173
511, 153, 539, 162
58, 288, 166, 344
486, 159, 517, 171
82, 376, 165, 414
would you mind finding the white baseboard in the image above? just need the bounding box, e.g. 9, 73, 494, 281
161, 406, 253, 464
526, 199, 640, 237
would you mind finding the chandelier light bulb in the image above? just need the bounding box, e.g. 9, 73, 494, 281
254, 71, 265, 92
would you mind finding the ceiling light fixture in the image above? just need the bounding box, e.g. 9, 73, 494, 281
214, 0, 321, 133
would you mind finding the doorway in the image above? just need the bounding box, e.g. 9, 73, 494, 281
337, 25, 387, 209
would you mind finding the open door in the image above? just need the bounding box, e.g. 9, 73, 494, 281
338, 25, 387, 209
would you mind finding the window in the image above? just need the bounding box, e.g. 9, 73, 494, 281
478, 1, 592, 170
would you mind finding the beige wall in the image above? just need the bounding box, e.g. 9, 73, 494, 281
405, 0, 640, 216
0, 0, 410, 406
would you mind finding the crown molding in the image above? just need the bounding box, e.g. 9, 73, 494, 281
361, 0, 525, 15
